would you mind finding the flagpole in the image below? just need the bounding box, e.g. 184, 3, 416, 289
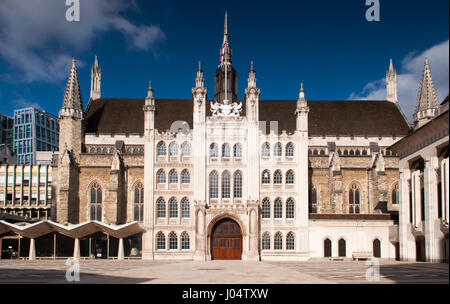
224, 61, 228, 104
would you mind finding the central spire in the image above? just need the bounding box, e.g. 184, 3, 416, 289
211, 11, 241, 116
220, 11, 232, 65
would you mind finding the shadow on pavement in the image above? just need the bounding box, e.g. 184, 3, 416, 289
379, 263, 449, 284
0, 268, 153, 284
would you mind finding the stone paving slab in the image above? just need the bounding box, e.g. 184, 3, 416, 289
0, 260, 447, 284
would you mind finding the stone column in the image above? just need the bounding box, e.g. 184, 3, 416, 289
295, 87, 310, 255
142, 82, 156, 260
244, 205, 259, 261
398, 168, 415, 261
29, 238, 36, 261
73, 238, 80, 259
118, 238, 124, 260
424, 156, 443, 262
441, 158, 449, 224
194, 204, 206, 261
411, 170, 422, 227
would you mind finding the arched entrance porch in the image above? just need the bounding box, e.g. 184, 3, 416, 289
210, 218, 242, 260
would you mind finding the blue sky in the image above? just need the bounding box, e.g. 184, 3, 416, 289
0, 0, 448, 121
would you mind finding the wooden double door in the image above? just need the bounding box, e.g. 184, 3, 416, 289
211, 219, 242, 260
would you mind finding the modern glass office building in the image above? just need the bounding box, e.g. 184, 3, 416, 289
0, 113, 13, 152
13, 108, 59, 164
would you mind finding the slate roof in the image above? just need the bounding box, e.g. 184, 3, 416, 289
84, 98, 411, 136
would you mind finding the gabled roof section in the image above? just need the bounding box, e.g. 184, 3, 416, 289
84, 98, 193, 134
259, 99, 411, 136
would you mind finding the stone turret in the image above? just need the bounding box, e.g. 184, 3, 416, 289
90, 55, 101, 100
245, 61, 260, 122
413, 59, 439, 128
57, 58, 84, 223
386, 59, 398, 103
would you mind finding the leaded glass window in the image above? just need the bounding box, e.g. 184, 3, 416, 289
222, 171, 230, 198
262, 198, 271, 219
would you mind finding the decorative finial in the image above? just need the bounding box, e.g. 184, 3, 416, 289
224, 11, 228, 36
146, 81, 154, 99
198, 60, 202, 70
251, 61, 254, 71
298, 82, 306, 101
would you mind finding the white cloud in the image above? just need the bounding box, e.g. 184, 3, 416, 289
349, 39, 449, 122
0, 0, 165, 83
11, 98, 42, 110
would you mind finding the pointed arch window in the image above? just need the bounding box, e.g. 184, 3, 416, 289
157, 169, 166, 184
262, 170, 271, 184
181, 142, 190, 156
169, 197, 178, 218
181, 169, 190, 184
286, 232, 295, 250
89, 182, 102, 221
181, 232, 190, 250
392, 183, 399, 204
169, 142, 178, 156
157, 197, 166, 218
262, 232, 271, 250
222, 143, 231, 158
286, 142, 294, 157
262, 198, 271, 219
274, 142, 282, 157
324, 238, 332, 257
373, 238, 381, 258
274, 170, 283, 184
286, 170, 294, 184
338, 238, 346, 257
274, 198, 283, 218
222, 171, 231, 198
209, 171, 218, 198
169, 232, 178, 250
157, 141, 166, 156
286, 198, 295, 219
262, 142, 270, 157
169, 169, 178, 184
274, 232, 283, 250
349, 183, 360, 214
233, 171, 242, 198
156, 232, 165, 250
181, 197, 190, 218
133, 182, 144, 222
210, 143, 218, 157
234, 143, 242, 158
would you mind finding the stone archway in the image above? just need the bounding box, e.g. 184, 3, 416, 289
210, 218, 242, 260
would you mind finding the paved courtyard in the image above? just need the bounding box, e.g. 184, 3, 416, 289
0, 259, 448, 284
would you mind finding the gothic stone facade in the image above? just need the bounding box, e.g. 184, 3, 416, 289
52, 59, 411, 261
53, 19, 411, 260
